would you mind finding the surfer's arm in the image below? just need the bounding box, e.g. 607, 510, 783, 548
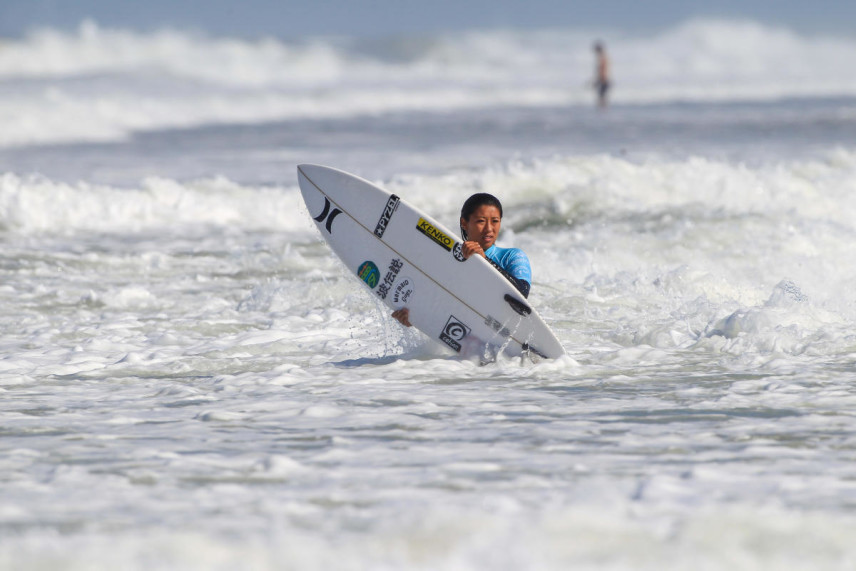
461, 241, 485, 259
489, 247, 532, 298
391, 307, 412, 327
509, 276, 530, 298
504, 249, 532, 298
462, 241, 531, 298
491, 264, 530, 298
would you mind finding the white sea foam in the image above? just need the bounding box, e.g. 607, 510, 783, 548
2, 507, 856, 570
2, 149, 854, 361
0, 172, 310, 233
2, 45, 856, 566
0, 19, 855, 147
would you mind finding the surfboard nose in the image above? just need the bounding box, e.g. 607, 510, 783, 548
298, 164, 347, 191
297, 164, 336, 179
297, 163, 321, 180
297, 164, 329, 195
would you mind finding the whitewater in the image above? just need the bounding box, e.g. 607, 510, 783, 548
2, 19, 856, 570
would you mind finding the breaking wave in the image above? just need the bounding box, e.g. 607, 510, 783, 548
0, 19, 855, 147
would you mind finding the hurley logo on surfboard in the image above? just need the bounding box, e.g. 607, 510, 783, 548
313, 197, 342, 234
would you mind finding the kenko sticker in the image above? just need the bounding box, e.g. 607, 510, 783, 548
416, 217, 454, 251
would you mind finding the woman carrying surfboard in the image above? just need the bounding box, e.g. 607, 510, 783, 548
392, 193, 531, 327
298, 164, 563, 357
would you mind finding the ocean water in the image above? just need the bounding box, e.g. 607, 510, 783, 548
2, 19, 856, 570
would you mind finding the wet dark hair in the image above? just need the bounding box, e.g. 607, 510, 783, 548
459, 193, 503, 240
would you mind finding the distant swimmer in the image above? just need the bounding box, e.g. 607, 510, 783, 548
592, 41, 611, 108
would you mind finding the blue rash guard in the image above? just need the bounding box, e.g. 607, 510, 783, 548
484, 245, 531, 298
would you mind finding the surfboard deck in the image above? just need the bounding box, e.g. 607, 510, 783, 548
297, 164, 565, 360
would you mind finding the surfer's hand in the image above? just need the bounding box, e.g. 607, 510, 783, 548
391, 308, 412, 327
461, 241, 485, 259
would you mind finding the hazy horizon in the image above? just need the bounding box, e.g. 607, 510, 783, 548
1, 0, 855, 39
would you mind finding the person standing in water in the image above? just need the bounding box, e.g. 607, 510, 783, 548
593, 41, 611, 108
391, 193, 531, 327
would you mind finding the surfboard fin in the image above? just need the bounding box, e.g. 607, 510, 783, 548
521, 343, 548, 359
504, 294, 531, 316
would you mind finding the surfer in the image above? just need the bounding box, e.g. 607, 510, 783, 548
392, 193, 531, 327
592, 41, 610, 108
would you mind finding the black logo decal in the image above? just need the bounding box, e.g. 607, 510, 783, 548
376, 258, 403, 300
452, 242, 466, 262
374, 195, 400, 238
485, 315, 511, 338
439, 315, 471, 352
313, 197, 342, 234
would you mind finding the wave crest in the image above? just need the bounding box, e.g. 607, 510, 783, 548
0, 19, 855, 147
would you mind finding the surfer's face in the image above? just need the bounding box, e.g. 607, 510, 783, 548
461, 205, 502, 250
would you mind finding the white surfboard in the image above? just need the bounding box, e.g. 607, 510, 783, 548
297, 164, 565, 360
